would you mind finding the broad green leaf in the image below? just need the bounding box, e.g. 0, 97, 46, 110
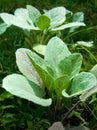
62, 90, 71, 98
33, 44, 46, 55
45, 7, 67, 28
2, 74, 52, 106
55, 75, 70, 97
25, 49, 55, 93
27, 5, 41, 24
80, 85, 97, 102
48, 122, 64, 130
68, 72, 97, 96
90, 64, 97, 78
45, 36, 71, 78
0, 12, 39, 30
48, 122, 90, 130
37, 15, 50, 30
62, 72, 97, 98
10, 18, 37, 30
69, 12, 84, 33
58, 53, 83, 79
52, 22, 85, 31
25, 48, 54, 77
16, 48, 43, 87
0, 13, 15, 26
14, 8, 34, 27
73, 12, 84, 22
0, 23, 8, 34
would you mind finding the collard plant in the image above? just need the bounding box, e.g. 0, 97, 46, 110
0, 5, 85, 51
2, 36, 97, 129
0, 5, 85, 31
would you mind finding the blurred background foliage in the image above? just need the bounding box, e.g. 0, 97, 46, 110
0, 0, 97, 130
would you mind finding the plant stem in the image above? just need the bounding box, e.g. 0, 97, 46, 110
56, 97, 62, 111
40, 30, 46, 44
47, 101, 56, 123
61, 100, 81, 124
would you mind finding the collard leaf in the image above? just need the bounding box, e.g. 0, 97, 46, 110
2, 74, 52, 106
45, 7, 67, 28
14, 8, 34, 27
69, 12, 84, 33
62, 72, 97, 98
58, 53, 82, 79
90, 64, 97, 78
73, 12, 84, 22
27, 5, 41, 24
48, 122, 64, 130
0, 11, 39, 30
62, 90, 70, 98
45, 38, 82, 79
33, 44, 46, 55
55, 75, 70, 97
25, 49, 55, 93
0, 13, 15, 26
0, 23, 8, 34
10, 18, 38, 30
37, 15, 50, 30
16, 48, 43, 87
45, 36, 71, 78
25, 48, 54, 77
52, 22, 85, 31
80, 85, 97, 102
68, 72, 97, 96
48, 122, 90, 130
13, 20, 37, 30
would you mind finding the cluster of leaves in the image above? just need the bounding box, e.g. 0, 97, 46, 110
2, 36, 97, 130
0, 5, 85, 30
2, 36, 97, 107
0, 5, 85, 49
0, 3, 97, 130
